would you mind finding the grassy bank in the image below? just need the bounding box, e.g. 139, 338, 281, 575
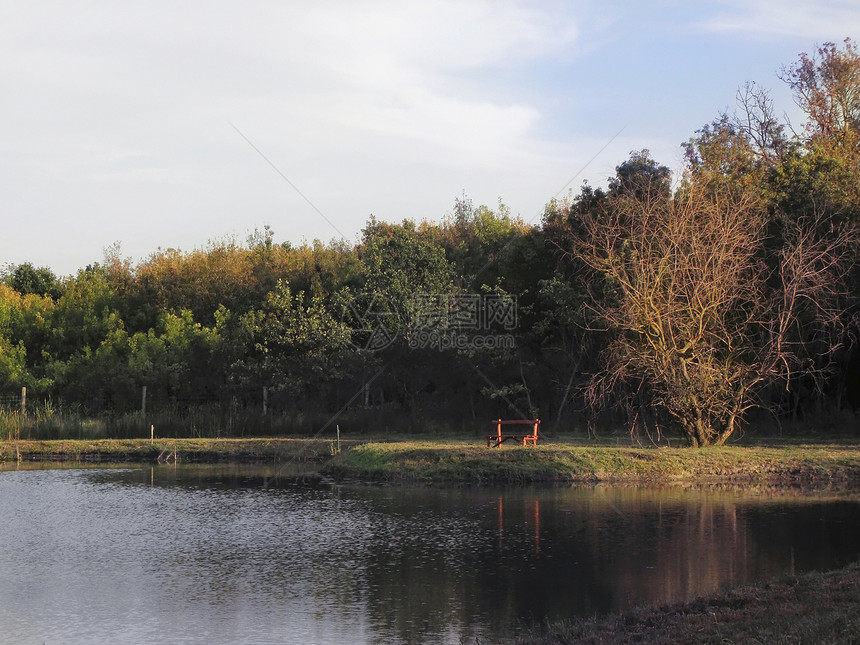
3, 436, 860, 486
513, 561, 860, 644
0, 437, 351, 464
322, 440, 860, 484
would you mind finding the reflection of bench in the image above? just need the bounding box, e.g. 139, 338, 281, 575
487, 419, 540, 447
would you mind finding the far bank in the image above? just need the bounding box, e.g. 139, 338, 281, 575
2, 437, 859, 486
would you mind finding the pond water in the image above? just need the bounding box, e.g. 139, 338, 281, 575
1, 463, 859, 644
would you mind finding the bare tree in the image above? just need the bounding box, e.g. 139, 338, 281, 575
575, 180, 854, 446
734, 81, 788, 162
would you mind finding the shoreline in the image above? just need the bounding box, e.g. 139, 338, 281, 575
513, 560, 860, 644
324, 440, 860, 485
2, 436, 860, 486
0, 437, 343, 465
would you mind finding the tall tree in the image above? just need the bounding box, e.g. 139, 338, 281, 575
608, 149, 671, 201
4, 263, 64, 300
242, 281, 351, 397
360, 217, 454, 340
780, 38, 860, 146
777, 38, 860, 411
574, 150, 854, 446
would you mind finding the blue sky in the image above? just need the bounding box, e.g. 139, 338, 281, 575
2, 0, 858, 277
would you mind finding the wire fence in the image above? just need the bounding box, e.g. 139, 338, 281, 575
0, 381, 489, 440
0, 393, 24, 411
0, 386, 265, 417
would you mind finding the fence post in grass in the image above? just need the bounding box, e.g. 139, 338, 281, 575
20, 386, 26, 417
141, 385, 147, 419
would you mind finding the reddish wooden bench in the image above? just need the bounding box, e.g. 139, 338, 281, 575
487, 419, 540, 447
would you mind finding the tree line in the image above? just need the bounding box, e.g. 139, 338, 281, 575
2, 40, 858, 445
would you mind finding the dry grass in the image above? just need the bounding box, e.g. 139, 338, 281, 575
515, 561, 860, 644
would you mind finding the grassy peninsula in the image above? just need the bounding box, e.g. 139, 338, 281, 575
322, 439, 860, 484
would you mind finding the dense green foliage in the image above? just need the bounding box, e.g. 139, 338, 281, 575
2, 41, 858, 444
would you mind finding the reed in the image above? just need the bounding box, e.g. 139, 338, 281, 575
1, 401, 378, 441
0, 409, 21, 441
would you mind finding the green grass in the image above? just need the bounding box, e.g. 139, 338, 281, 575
321, 440, 860, 484
0, 437, 352, 464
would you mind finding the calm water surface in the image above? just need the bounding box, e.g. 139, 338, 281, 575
1, 463, 859, 644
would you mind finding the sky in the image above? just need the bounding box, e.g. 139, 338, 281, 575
2, 0, 859, 277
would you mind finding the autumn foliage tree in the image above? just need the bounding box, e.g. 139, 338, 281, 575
780, 38, 860, 146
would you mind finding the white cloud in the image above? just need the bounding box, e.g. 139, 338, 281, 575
701, 0, 860, 40
247, 0, 576, 166
0, 1, 585, 273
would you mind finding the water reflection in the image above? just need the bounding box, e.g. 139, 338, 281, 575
495, 496, 541, 554
0, 465, 858, 645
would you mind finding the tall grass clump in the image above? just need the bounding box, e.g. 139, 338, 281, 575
0, 409, 21, 441
6, 401, 387, 440
17, 402, 107, 440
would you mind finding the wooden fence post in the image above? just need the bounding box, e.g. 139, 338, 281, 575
141, 385, 147, 418
21, 386, 26, 417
